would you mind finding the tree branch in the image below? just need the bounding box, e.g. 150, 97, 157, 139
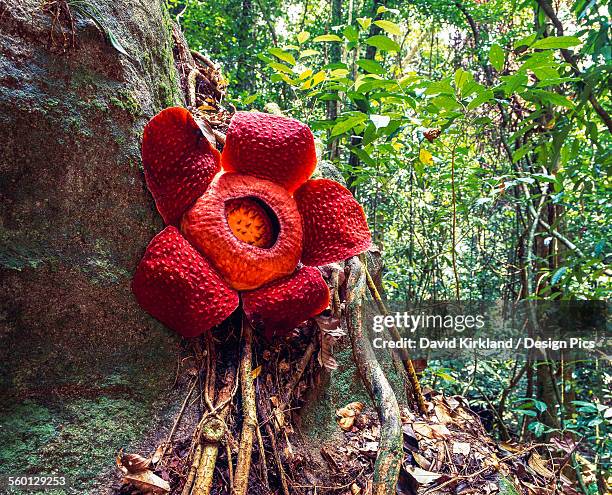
535, 0, 612, 132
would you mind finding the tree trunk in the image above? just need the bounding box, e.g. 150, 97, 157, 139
0, 1, 184, 491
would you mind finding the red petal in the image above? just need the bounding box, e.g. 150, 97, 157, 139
221, 111, 316, 192
295, 179, 371, 266
132, 226, 238, 337
242, 266, 330, 338
141, 107, 221, 224
181, 173, 302, 291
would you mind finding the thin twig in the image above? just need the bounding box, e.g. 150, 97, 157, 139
422, 443, 550, 494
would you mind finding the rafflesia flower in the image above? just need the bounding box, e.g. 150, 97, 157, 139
132, 107, 371, 338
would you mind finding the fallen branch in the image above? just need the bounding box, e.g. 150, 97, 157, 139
232, 316, 257, 495
345, 257, 403, 495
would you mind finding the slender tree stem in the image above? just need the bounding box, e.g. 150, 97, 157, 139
232, 316, 257, 495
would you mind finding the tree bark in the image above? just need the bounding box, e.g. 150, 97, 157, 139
0, 0, 183, 490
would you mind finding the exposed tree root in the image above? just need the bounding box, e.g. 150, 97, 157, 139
185, 345, 237, 495
232, 317, 257, 495
364, 264, 427, 415
346, 257, 404, 495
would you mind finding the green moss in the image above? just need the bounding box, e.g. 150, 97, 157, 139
158, 81, 176, 108
300, 344, 369, 441
41, 397, 151, 487
109, 90, 143, 116
0, 401, 58, 473
499, 476, 521, 495
89, 99, 109, 112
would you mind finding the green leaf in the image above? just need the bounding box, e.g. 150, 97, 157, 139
532, 66, 560, 81
466, 89, 493, 110
500, 72, 527, 96
530, 89, 575, 109
461, 80, 484, 99
313, 34, 343, 42
376, 5, 399, 14
424, 78, 454, 95
357, 17, 372, 30
419, 148, 433, 165
268, 62, 294, 74
268, 48, 296, 65
356, 59, 386, 75
514, 33, 537, 49
297, 31, 310, 44
512, 143, 535, 163
107, 29, 130, 58
343, 25, 359, 42
531, 36, 581, 49
299, 49, 319, 58
242, 94, 258, 105
331, 113, 368, 136
489, 44, 505, 71
432, 94, 461, 111
454, 68, 472, 91
365, 35, 401, 52
374, 20, 401, 36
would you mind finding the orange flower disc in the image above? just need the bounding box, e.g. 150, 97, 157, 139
225, 197, 274, 248
181, 173, 303, 291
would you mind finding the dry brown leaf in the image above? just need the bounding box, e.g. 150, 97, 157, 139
123, 470, 170, 494
350, 482, 362, 495
528, 451, 554, 478
405, 466, 443, 485
413, 451, 431, 470
117, 452, 151, 474
412, 422, 434, 438
150, 444, 165, 465
434, 402, 453, 424
194, 117, 216, 146
452, 442, 471, 456
338, 416, 355, 431
251, 365, 262, 379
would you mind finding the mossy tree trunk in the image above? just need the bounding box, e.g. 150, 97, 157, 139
0, 1, 185, 491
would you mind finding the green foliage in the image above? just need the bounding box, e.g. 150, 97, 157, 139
172, 0, 611, 487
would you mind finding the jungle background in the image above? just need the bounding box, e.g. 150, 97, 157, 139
0, 0, 610, 493
167, 0, 611, 487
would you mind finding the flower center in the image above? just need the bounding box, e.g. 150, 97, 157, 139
225, 197, 277, 248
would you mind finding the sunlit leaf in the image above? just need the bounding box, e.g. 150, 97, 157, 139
268, 47, 295, 65
366, 35, 401, 52
297, 31, 310, 44
419, 148, 433, 165
370, 114, 391, 129
356, 58, 386, 75
313, 34, 343, 42
299, 49, 320, 58
331, 113, 368, 136
531, 35, 581, 49
466, 89, 493, 110
374, 20, 401, 36
357, 17, 372, 30
489, 43, 505, 71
